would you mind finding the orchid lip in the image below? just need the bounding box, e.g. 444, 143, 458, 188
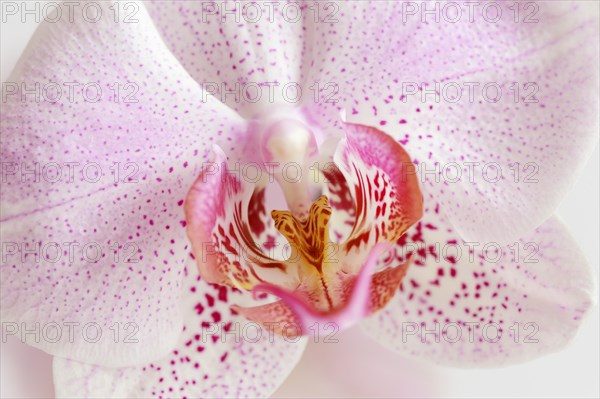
249, 242, 401, 335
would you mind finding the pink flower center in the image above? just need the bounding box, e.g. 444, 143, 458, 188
184, 114, 424, 336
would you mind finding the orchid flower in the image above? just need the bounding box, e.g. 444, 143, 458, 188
1, 1, 598, 398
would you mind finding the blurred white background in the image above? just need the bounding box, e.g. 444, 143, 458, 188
1, 2, 598, 398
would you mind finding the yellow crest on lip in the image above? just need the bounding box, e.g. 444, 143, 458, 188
271, 195, 335, 275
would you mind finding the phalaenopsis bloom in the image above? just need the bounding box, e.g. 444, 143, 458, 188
1, 1, 598, 398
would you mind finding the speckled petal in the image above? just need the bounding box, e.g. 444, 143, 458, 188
304, 1, 600, 243
0, 1, 246, 367
335, 122, 423, 259
321, 161, 356, 242
53, 265, 307, 399
361, 198, 595, 366
145, 0, 309, 117
184, 146, 293, 290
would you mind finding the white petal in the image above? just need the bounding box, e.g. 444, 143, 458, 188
53, 265, 307, 399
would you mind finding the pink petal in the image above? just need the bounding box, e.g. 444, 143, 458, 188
53, 265, 307, 398
334, 122, 423, 254
0, 3, 246, 366
321, 161, 356, 242
184, 146, 292, 289
305, 1, 600, 243
145, 0, 309, 117
361, 198, 594, 366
